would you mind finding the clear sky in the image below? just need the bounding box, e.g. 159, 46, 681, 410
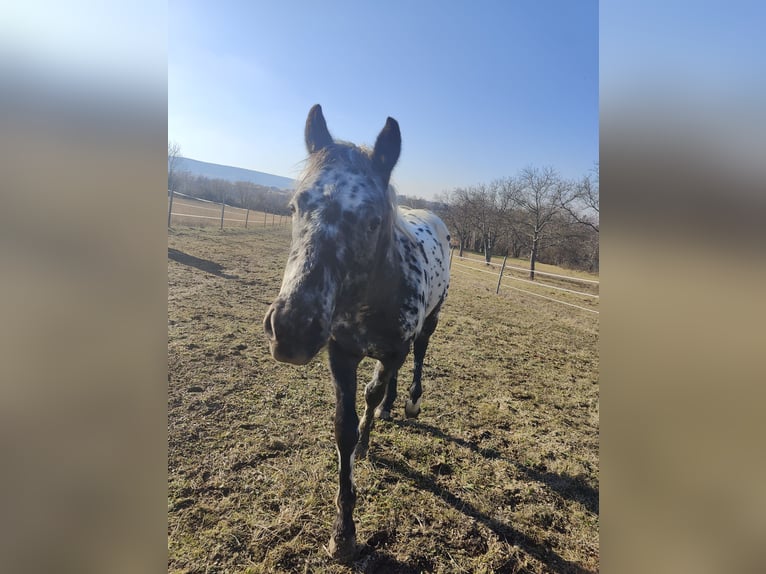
169, 1, 598, 199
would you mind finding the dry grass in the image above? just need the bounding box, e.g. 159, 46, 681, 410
168, 226, 599, 573
169, 196, 290, 229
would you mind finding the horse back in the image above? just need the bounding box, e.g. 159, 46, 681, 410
396, 207, 451, 323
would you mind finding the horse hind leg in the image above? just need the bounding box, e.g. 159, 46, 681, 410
357, 358, 403, 459
374, 370, 398, 421
405, 309, 440, 419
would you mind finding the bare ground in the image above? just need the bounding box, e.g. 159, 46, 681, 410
168, 226, 599, 573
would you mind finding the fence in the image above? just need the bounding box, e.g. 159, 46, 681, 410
450, 251, 599, 315
167, 191, 289, 229
168, 192, 598, 315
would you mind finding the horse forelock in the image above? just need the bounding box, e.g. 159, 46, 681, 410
295, 141, 399, 236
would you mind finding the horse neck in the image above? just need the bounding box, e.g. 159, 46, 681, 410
364, 211, 402, 300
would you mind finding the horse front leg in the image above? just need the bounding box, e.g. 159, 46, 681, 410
327, 339, 362, 562
357, 355, 404, 459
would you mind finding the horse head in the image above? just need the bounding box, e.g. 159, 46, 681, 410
264, 105, 401, 364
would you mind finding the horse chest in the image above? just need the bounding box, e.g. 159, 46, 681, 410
331, 301, 420, 359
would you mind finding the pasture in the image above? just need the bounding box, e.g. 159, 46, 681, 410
168, 226, 599, 573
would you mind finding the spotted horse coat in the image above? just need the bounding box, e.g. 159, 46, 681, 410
263, 104, 450, 562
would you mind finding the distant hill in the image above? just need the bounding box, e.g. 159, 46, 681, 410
176, 157, 295, 190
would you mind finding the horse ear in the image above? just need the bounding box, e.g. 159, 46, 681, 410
305, 104, 333, 154
372, 117, 401, 188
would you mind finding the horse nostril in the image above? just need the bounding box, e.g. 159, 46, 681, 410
263, 307, 275, 339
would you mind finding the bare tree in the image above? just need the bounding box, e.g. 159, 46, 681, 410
168, 141, 181, 193
511, 166, 574, 279
563, 164, 599, 233
436, 187, 473, 257
167, 141, 182, 227
464, 184, 494, 263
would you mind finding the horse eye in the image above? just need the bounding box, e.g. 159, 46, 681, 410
368, 216, 381, 232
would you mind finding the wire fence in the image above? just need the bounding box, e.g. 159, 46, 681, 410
450, 251, 599, 315
168, 191, 289, 228
167, 192, 598, 316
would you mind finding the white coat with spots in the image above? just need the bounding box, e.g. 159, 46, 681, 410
263, 105, 451, 562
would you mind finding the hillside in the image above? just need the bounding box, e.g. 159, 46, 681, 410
176, 157, 295, 190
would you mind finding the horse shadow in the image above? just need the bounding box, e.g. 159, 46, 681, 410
392, 419, 599, 515
368, 419, 598, 574
168, 248, 238, 279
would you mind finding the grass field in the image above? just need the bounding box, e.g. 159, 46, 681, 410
168, 226, 599, 573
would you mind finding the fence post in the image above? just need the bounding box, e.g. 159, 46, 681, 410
220, 200, 225, 230
272, 213, 275, 226
449, 247, 455, 269
495, 255, 508, 294
167, 189, 174, 227
245, 209, 249, 228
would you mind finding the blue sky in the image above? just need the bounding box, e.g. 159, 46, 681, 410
169, 1, 598, 199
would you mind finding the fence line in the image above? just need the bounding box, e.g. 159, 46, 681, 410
450, 255, 599, 315
497, 271, 598, 298
503, 285, 599, 314
452, 261, 598, 299
453, 259, 598, 299
455, 253, 599, 285
168, 191, 288, 228
168, 212, 258, 223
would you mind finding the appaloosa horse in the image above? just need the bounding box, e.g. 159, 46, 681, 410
263, 104, 450, 561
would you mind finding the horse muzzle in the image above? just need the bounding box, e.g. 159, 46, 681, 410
263, 301, 327, 365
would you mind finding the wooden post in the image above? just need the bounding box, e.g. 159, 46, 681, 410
167, 189, 174, 228
245, 209, 249, 228
279, 215, 283, 226
495, 254, 508, 294
272, 213, 275, 226
263, 212, 267, 226
220, 200, 225, 230
449, 247, 455, 269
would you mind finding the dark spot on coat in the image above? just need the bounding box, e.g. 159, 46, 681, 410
324, 201, 341, 224
417, 242, 429, 264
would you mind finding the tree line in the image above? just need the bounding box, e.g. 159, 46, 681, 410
168, 142, 598, 273
435, 165, 599, 275
168, 142, 292, 217
171, 171, 293, 216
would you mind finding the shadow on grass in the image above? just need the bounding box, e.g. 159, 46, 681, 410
369, 452, 594, 574
356, 545, 431, 574
168, 248, 238, 279
393, 419, 599, 515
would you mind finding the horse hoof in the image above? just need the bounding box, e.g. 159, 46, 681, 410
355, 442, 369, 460
404, 398, 421, 419
328, 534, 359, 563
375, 408, 392, 421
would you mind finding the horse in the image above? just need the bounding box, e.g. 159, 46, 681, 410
263, 104, 451, 561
